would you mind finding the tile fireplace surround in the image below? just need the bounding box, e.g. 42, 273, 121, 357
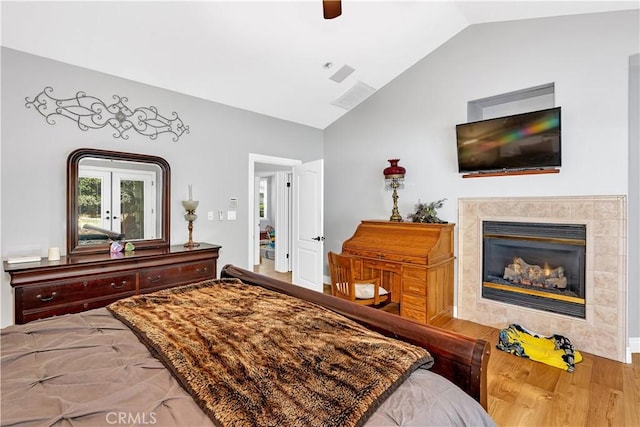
458, 196, 627, 362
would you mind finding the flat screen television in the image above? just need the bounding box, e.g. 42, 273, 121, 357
456, 107, 561, 174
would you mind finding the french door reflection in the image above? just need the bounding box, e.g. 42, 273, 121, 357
78, 168, 155, 243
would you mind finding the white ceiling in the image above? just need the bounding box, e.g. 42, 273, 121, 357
2, 1, 637, 129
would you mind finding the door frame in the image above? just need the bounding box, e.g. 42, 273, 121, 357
247, 154, 301, 270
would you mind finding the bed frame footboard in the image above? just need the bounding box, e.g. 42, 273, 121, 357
220, 264, 490, 409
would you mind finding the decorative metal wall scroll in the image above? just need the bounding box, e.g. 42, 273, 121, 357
25, 87, 190, 142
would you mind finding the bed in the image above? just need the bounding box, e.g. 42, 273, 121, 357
1, 264, 494, 427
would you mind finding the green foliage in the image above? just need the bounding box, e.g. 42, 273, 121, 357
408, 198, 447, 223
78, 177, 101, 216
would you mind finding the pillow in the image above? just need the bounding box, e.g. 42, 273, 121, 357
355, 283, 389, 300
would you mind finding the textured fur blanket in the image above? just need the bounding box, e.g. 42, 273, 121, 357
108, 279, 433, 427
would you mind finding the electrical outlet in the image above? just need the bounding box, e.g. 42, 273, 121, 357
207, 211, 214, 221
227, 210, 237, 220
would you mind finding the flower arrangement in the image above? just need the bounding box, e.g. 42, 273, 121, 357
408, 198, 447, 223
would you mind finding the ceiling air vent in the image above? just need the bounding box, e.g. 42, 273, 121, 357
329, 65, 355, 83
330, 81, 376, 110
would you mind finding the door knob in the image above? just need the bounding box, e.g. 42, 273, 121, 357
311, 236, 325, 241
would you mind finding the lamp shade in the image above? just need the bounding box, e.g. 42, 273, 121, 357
383, 159, 406, 179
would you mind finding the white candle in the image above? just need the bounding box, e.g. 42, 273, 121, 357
188, 184, 193, 201
48, 247, 60, 261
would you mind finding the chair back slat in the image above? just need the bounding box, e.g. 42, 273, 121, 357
327, 251, 390, 306
328, 251, 355, 301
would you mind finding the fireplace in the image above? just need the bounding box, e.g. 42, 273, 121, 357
482, 221, 586, 318
458, 196, 627, 362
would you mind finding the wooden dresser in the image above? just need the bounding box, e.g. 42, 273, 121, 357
342, 221, 454, 326
4, 243, 221, 324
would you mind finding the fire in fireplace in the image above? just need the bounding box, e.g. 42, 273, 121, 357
482, 221, 586, 318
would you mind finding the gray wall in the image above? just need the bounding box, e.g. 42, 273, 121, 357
323, 11, 640, 341
2, 10, 639, 346
0, 47, 323, 327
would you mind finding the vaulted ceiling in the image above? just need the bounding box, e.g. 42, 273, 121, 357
2, 1, 637, 129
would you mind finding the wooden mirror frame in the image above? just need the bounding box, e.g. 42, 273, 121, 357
67, 148, 171, 255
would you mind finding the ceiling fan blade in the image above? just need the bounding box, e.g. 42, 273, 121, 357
323, 0, 342, 19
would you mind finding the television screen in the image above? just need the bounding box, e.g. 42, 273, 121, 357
456, 107, 561, 173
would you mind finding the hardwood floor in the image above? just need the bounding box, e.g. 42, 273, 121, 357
442, 318, 640, 427
253, 262, 639, 426
253, 258, 292, 282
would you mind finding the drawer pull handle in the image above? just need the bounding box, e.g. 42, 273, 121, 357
148, 275, 161, 284
196, 267, 208, 274
111, 281, 126, 289
36, 292, 57, 302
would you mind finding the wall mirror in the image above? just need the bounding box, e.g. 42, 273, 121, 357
67, 148, 171, 255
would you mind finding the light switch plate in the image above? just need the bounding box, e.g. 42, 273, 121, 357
227, 210, 236, 220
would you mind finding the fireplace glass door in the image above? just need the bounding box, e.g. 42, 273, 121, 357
482, 221, 586, 318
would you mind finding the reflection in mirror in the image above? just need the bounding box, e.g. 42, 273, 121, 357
68, 149, 170, 255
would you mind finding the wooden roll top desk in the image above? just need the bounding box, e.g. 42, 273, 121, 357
342, 220, 454, 326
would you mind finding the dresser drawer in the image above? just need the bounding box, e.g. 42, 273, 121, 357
403, 279, 426, 296
400, 305, 427, 324
362, 259, 402, 274
22, 294, 133, 323
401, 266, 426, 295
20, 273, 137, 310
345, 249, 425, 265
402, 266, 426, 281
402, 292, 426, 310
401, 293, 427, 324
140, 260, 215, 291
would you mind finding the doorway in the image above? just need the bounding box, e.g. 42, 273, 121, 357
247, 154, 324, 291
254, 168, 292, 278
248, 154, 299, 279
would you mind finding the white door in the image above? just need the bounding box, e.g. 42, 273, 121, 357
78, 167, 156, 241
292, 159, 324, 292
112, 171, 156, 240
78, 168, 112, 232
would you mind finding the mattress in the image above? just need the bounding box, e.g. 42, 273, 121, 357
1, 308, 495, 427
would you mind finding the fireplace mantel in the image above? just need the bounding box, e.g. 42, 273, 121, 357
458, 196, 627, 362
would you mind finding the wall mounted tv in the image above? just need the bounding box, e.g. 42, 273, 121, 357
456, 107, 561, 174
